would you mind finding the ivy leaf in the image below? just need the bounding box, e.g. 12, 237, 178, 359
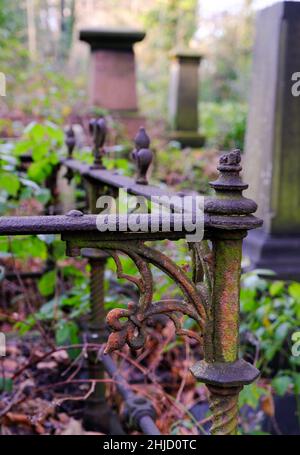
275, 322, 290, 341
293, 374, 300, 395
288, 282, 300, 302
11, 237, 47, 260
0, 171, 20, 196
38, 270, 56, 297
14, 139, 32, 156
55, 321, 79, 359
272, 376, 292, 396
27, 161, 51, 183
25, 122, 46, 142
36, 188, 51, 205
239, 383, 267, 409
269, 281, 285, 297
32, 143, 48, 161
56, 321, 78, 345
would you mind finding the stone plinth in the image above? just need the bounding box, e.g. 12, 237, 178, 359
168, 51, 205, 147
243, 2, 300, 279
80, 28, 145, 112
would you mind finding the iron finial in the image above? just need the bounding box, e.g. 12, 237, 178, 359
132, 127, 153, 185
89, 117, 107, 169
205, 149, 259, 218
64, 126, 76, 183
65, 126, 76, 159
211, 149, 247, 193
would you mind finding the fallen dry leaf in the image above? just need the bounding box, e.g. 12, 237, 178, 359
261, 394, 275, 417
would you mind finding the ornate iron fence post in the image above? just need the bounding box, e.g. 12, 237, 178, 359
81, 247, 115, 432
81, 120, 117, 431
191, 150, 261, 435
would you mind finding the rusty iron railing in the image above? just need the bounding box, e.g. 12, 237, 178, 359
0, 118, 262, 435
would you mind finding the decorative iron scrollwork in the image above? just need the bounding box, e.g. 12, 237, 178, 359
82, 240, 209, 354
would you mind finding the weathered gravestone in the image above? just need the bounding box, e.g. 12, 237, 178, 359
168, 50, 205, 147
243, 1, 300, 279
79, 28, 145, 138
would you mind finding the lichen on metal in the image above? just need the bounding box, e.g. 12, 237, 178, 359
189, 149, 262, 435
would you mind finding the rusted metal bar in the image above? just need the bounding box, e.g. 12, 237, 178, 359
73, 122, 114, 432
82, 248, 113, 432
62, 157, 178, 200
101, 353, 160, 435
0, 212, 260, 237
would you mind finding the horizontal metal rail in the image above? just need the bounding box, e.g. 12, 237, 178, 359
62, 157, 178, 200
0, 212, 261, 237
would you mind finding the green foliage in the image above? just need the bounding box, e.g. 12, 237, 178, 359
0, 172, 20, 197
200, 1, 254, 103
139, 0, 198, 116
14, 122, 64, 184
0, 235, 49, 260
16, 263, 89, 355
239, 383, 267, 409
11, 66, 84, 122
200, 102, 247, 149
143, 0, 198, 50
240, 270, 300, 429
0, 143, 20, 200
0, 142, 50, 214
156, 142, 212, 194
56, 320, 79, 346
272, 375, 292, 396
38, 270, 57, 297
0, 122, 66, 270
240, 271, 300, 377
0, 0, 83, 121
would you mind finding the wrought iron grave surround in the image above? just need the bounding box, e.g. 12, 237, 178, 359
0, 119, 263, 435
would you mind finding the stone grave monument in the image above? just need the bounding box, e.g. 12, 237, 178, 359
168, 50, 205, 147
79, 28, 146, 138
243, 1, 300, 279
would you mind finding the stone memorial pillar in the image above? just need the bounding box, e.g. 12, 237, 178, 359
79, 28, 145, 138
243, 1, 300, 279
168, 51, 205, 147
